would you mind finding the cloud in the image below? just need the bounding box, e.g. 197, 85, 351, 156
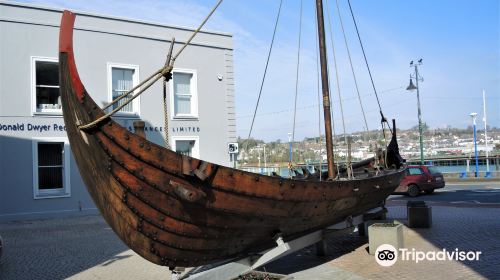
14, 0, 500, 141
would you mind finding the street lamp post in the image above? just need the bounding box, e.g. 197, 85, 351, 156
470, 112, 479, 177
406, 59, 425, 165
256, 145, 267, 175
482, 90, 490, 176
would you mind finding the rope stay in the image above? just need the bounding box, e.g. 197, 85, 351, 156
318, 2, 339, 178
325, 0, 347, 145
78, 0, 223, 131
314, 9, 323, 182
314, 1, 338, 176
334, 0, 370, 138
346, 0, 391, 133
245, 0, 283, 146
79, 67, 171, 130
170, 0, 223, 63
162, 37, 176, 149
291, 0, 304, 162
345, 0, 390, 168
162, 79, 170, 148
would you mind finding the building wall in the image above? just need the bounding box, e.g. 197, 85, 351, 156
0, 2, 235, 221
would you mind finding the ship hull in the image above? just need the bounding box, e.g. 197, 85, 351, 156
59, 11, 406, 268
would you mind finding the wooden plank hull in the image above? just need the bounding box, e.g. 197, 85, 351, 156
58, 11, 406, 268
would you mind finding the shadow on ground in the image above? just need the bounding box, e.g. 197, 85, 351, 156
388, 204, 500, 279
258, 232, 367, 275
0, 215, 130, 280
257, 187, 500, 279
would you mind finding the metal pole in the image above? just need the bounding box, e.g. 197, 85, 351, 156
316, 0, 335, 179
483, 90, 490, 173
288, 132, 293, 163
258, 146, 262, 174
414, 65, 424, 165
471, 113, 479, 177
263, 144, 267, 174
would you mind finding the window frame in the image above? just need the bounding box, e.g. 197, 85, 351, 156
408, 167, 424, 175
32, 137, 71, 199
31, 56, 61, 116
171, 136, 200, 158
169, 68, 199, 120
107, 62, 141, 117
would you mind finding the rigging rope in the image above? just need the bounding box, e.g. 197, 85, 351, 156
315, 1, 338, 178
291, 0, 303, 161
162, 37, 175, 149
346, 0, 391, 133
245, 0, 283, 142
170, 0, 223, 63
334, 0, 370, 138
325, 0, 347, 145
315, 11, 323, 182
79, 67, 171, 130
162, 79, 170, 148
78, 0, 223, 131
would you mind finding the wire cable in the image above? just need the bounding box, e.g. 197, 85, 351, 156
292, 0, 304, 151
314, 2, 323, 181
334, 0, 370, 138
346, 0, 391, 132
246, 0, 283, 142
325, 0, 347, 145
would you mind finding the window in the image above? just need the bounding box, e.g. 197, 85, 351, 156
107, 63, 140, 115
427, 167, 442, 175
408, 168, 423, 175
170, 69, 198, 119
32, 138, 71, 199
32, 57, 61, 114
172, 136, 200, 158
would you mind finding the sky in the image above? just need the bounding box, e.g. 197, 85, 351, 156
12, 0, 500, 141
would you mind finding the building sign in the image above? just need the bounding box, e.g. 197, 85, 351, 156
0, 122, 66, 132
228, 142, 239, 154
126, 125, 201, 133
0, 122, 200, 134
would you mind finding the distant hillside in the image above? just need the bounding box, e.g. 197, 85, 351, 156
237, 126, 500, 165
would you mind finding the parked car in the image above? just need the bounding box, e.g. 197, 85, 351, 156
395, 165, 445, 197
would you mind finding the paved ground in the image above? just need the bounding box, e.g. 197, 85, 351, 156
262, 205, 500, 279
0, 216, 171, 280
0, 182, 499, 280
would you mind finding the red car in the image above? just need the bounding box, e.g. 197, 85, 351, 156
395, 165, 445, 197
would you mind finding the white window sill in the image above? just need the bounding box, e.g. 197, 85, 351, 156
173, 115, 199, 121
34, 110, 63, 116
111, 112, 141, 119
34, 192, 70, 200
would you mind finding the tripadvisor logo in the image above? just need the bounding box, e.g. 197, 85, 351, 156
375, 244, 398, 267
375, 244, 482, 267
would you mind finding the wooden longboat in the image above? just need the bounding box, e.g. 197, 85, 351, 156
59, 10, 406, 268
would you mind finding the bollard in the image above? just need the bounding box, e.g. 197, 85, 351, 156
0, 235, 3, 260
407, 201, 432, 228
368, 223, 404, 255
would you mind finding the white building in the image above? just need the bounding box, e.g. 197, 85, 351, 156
0, 2, 236, 221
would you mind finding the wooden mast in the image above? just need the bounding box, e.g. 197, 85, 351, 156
315, 0, 335, 179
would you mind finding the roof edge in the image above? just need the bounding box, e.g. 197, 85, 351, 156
0, 0, 233, 37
